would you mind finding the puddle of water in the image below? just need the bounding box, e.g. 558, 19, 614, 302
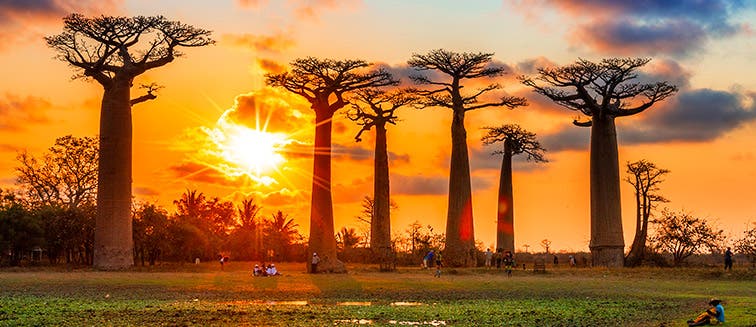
389, 302, 424, 306
337, 302, 373, 306
334, 319, 374, 325
220, 300, 309, 306
265, 300, 309, 306
388, 321, 446, 326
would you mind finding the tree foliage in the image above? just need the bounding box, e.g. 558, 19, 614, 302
481, 124, 547, 162
650, 209, 724, 266
624, 160, 670, 266
734, 222, 756, 267
16, 135, 98, 209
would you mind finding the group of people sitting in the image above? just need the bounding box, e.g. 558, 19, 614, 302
252, 263, 280, 277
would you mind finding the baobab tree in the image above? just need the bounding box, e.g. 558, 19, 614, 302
408, 49, 527, 266
481, 124, 546, 253
46, 14, 214, 269
266, 58, 396, 273
521, 58, 677, 267
347, 88, 416, 267
624, 160, 669, 267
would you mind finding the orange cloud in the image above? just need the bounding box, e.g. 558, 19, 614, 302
0, 94, 51, 131
291, 0, 363, 21
222, 33, 295, 53
256, 58, 286, 74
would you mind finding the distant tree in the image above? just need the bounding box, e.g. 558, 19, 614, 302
348, 88, 416, 260
0, 190, 43, 266
354, 195, 398, 247
16, 135, 98, 209
734, 222, 756, 267
336, 227, 362, 252
540, 239, 552, 254
481, 124, 546, 253
263, 210, 301, 261
132, 203, 170, 266
650, 209, 724, 266
267, 58, 396, 273
228, 197, 262, 260
624, 160, 670, 267
522, 58, 677, 267
409, 49, 527, 267
46, 14, 213, 269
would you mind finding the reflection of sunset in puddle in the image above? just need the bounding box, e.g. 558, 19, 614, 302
389, 302, 424, 306
337, 302, 373, 306
221, 300, 309, 306
388, 321, 446, 326
334, 319, 374, 325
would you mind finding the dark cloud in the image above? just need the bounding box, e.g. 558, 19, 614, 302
0, 0, 124, 50
0, 94, 51, 131
619, 89, 756, 143
536, 88, 756, 150
391, 173, 493, 195
332, 143, 411, 163
0, 143, 22, 152
134, 186, 160, 197
514, 0, 754, 57
257, 58, 286, 74
470, 144, 549, 172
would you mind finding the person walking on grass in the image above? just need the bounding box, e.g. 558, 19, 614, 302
434, 252, 443, 277
724, 247, 733, 272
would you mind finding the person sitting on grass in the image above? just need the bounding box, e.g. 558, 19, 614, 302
687, 298, 725, 326
266, 264, 280, 276
253, 264, 262, 276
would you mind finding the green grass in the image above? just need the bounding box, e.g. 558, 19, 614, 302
1, 263, 754, 326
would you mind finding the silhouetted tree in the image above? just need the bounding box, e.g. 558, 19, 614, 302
336, 227, 362, 251
132, 203, 170, 266
734, 222, 756, 267
0, 190, 43, 266
46, 14, 214, 269
409, 49, 527, 266
263, 210, 301, 262
266, 58, 396, 272
16, 135, 98, 209
522, 58, 677, 267
481, 124, 546, 253
540, 239, 552, 254
624, 160, 670, 267
229, 197, 262, 260
354, 195, 398, 248
650, 209, 724, 266
348, 88, 415, 261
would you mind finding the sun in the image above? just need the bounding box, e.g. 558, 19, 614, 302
215, 125, 288, 178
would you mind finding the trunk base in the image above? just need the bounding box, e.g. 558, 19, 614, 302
590, 245, 624, 267
93, 245, 133, 270
310, 256, 346, 273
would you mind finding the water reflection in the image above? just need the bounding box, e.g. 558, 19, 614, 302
337, 301, 373, 306
389, 302, 424, 306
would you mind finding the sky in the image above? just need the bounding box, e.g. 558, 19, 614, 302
1, 0, 755, 252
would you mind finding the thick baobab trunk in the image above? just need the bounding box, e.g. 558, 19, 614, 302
589, 114, 624, 267
372, 123, 392, 256
496, 142, 514, 252
308, 110, 345, 273
93, 79, 134, 269
445, 109, 475, 267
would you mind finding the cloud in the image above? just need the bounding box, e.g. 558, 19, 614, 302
470, 144, 549, 172
0, 0, 124, 50
0, 94, 51, 131
236, 0, 267, 8
222, 33, 295, 53
256, 58, 286, 74
391, 173, 493, 196
332, 143, 411, 163
168, 161, 241, 187
619, 88, 756, 143
291, 0, 363, 21
535, 88, 756, 150
512, 0, 754, 57
134, 186, 160, 197
224, 88, 312, 134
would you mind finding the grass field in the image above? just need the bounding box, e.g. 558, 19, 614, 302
0, 263, 754, 326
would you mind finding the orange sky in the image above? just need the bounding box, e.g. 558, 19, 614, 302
1, 1, 755, 252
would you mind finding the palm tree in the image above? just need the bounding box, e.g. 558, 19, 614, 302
263, 210, 300, 261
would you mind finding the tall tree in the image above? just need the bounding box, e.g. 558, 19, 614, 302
623, 160, 669, 267
481, 124, 546, 253
230, 197, 262, 260
347, 88, 415, 263
408, 49, 527, 266
522, 58, 677, 267
354, 195, 398, 249
46, 14, 214, 269
266, 58, 396, 273
734, 222, 756, 268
